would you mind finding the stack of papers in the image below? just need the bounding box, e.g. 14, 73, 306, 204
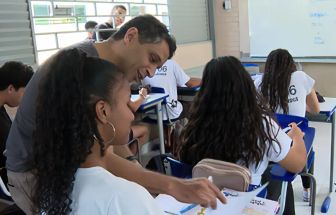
155, 184, 279, 215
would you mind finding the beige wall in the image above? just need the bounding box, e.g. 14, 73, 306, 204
213, 0, 336, 97
173, 41, 213, 70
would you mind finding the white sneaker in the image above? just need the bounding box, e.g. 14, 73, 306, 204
303, 189, 310, 202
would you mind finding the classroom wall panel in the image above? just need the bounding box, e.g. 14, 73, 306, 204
214, 0, 336, 97
213, 0, 240, 57
173, 41, 213, 71
0, 0, 36, 66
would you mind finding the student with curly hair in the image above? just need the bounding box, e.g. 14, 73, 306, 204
255, 49, 319, 213
32, 48, 164, 214
178, 56, 307, 210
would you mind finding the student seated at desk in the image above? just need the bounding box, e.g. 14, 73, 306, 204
178, 56, 307, 204
32, 49, 164, 214
255, 49, 320, 213
142, 59, 201, 121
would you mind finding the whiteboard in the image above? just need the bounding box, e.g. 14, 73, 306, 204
248, 0, 336, 57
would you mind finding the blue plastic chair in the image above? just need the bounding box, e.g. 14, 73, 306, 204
162, 157, 192, 179
271, 114, 316, 215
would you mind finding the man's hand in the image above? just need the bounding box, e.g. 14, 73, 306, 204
167, 177, 227, 209
105, 150, 226, 208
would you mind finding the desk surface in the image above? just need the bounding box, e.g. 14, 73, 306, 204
319, 97, 336, 116
131, 93, 168, 111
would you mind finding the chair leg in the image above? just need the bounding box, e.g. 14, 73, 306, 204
277, 181, 288, 215
300, 172, 316, 215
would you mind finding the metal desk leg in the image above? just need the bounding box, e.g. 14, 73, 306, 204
321, 113, 336, 213
330, 113, 335, 193
156, 102, 165, 154
277, 182, 288, 215
301, 172, 316, 215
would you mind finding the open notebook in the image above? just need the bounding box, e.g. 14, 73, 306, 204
155, 183, 279, 215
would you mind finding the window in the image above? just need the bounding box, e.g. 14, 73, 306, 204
29, 0, 169, 64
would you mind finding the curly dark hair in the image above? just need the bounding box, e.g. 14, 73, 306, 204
260, 49, 297, 114
179, 56, 279, 168
32, 48, 124, 214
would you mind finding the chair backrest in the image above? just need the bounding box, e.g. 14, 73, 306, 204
275, 113, 308, 130
150, 87, 165, 94
163, 157, 192, 179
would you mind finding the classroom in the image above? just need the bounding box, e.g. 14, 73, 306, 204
0, 0, 336, 214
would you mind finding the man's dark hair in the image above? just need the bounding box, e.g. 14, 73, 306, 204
112, 5, 127, 12
0, 61, 34, 90
85, 21, 98, 30
112, 14, 176, 59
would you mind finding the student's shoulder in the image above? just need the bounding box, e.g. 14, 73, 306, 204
291, 70, 308, 78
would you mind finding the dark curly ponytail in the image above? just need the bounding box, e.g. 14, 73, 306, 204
260, 49, 296, 114
32, 48, 124, 214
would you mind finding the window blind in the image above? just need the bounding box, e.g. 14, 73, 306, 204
168, 0, 209, 44
0, 0, 36, 66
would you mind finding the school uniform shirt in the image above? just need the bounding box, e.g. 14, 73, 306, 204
242, 118, 292, 185
71, 166, 164, 215
142, 60, 190, 120
254, 70, 315, 117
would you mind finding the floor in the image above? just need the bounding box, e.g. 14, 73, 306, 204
292, 121, 336, 214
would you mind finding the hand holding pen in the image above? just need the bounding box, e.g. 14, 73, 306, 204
287, 121, 305, 141
179, 176, 226, 214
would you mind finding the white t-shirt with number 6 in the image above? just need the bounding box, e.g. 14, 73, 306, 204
254, 70, 315, 117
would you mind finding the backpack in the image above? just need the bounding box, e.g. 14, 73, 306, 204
192, 158, 251, 191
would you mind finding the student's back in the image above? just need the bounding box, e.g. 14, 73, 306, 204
178, 56, 307, 186
256, 49, 319, 117
255, 70, 314, 117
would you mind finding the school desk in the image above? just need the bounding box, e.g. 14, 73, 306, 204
131, 93, 169, 154
306, 97, 336, 213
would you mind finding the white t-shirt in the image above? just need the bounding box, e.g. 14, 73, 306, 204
70, 166, 164, 215
241, 118, 292, 185
142, 59, 190, 120
254, 71, 315, 117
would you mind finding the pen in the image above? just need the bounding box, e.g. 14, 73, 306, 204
179, 203, 198, 214
296, 120, 303, 126
179, 176, 213, 214
164, 211, 179, 215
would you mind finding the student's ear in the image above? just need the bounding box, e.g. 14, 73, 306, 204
124, 27, 139, 46
7, 85, 15, 94
95, 100, 109, 124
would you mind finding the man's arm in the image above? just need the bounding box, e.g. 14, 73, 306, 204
185, 77, 201, 88
105, 148, 226, 208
